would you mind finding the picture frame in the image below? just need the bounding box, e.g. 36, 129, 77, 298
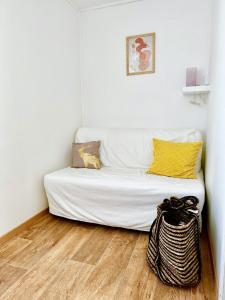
126, 32, 156, 76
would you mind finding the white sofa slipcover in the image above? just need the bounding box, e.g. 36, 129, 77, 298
44, 128, 205, 232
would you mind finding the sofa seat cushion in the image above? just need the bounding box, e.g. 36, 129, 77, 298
44, 167, 205, 231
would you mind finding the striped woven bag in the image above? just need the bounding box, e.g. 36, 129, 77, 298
147, 196, 201, 287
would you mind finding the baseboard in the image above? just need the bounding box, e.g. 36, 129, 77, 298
0, 208, 49, 246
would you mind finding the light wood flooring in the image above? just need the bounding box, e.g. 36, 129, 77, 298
0, 213, 216, 300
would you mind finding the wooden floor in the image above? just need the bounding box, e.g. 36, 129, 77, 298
0, 213, 216, 300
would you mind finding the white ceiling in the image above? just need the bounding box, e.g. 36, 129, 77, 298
69, 0, 141, 11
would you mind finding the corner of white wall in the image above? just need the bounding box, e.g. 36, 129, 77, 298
0, 0, 82, 237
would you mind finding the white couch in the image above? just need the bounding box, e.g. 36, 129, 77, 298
44, 128, 205, 232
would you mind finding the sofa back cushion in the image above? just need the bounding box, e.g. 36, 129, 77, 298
75, 128, 202, 170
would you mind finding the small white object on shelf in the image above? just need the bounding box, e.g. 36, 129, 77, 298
182, 85, 211, 95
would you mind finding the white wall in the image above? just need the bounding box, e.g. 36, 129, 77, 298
205, 0, 225, 298
80, 0, 212, 130
0, 0, 82, 237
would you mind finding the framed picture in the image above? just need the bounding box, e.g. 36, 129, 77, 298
126, 32, 155, 76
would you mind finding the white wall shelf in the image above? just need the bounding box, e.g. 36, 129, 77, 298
182, 85, 211, 95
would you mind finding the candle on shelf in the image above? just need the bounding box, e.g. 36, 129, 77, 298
186, 67, 198, 87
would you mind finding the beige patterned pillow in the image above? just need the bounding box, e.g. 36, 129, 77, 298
72, 141, 101, 169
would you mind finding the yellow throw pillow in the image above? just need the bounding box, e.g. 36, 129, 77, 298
146, 139, 203, 179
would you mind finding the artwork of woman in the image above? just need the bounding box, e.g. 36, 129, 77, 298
126, 33, 155, 76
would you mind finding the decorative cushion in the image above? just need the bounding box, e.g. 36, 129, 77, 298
72, 141, 101, 169
146, 139, 203, 179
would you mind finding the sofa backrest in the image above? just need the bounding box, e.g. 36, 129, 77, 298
76, 128, 203, 170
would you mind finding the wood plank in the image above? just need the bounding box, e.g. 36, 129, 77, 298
8, 219, 74, 269
38, 291, 66, 300
179, 287, 192, 300
115, 233, 157, 300
151, 280, 180, 300
0, 262, 26, 296
18, 213, 55, 240
39, 260, 94, 298
0, 237, 31, 261
192, 231, 217, 300
72, 225, 116, 265
0, 209, 48, 246
75, 229, 139, 299
0, 226, 96, 299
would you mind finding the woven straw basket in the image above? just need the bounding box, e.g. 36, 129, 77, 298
147, 196, 201, 287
